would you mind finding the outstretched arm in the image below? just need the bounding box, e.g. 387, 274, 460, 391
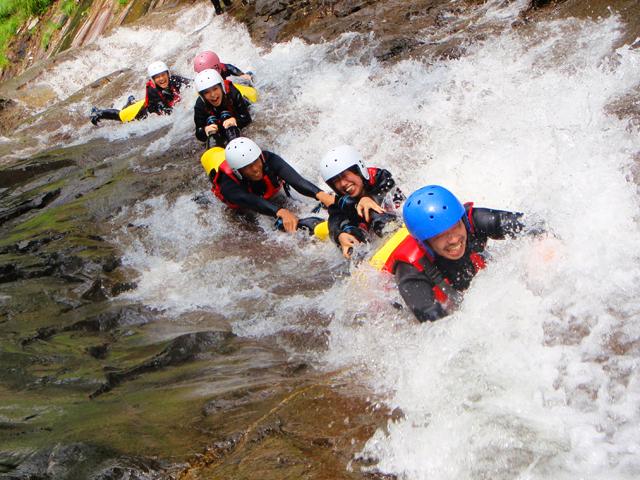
395, 262, 448, 322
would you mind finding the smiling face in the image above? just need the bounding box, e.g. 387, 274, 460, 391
152, 72, 169, 89
238, 157, 264, 181
202, 84, 223, 107
426, 219, 467, 260
331, 169, 365, 197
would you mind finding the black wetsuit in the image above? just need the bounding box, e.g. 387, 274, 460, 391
193, 83, 252, 146
327, 168, 404, 245
90, 74, 190, 125
211, 0, 232, 14
215, 151, 321, 217
395, 207, 526, 322
219, 63, 246, 79
145, 75, 191, 115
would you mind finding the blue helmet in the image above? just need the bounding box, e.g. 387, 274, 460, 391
403, 185, 466, 241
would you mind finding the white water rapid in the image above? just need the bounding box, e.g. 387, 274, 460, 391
22, 1, 640, 478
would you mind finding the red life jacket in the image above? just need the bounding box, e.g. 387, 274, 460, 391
382, 203, 487, 304
144, 78, 182, 110
366, 167, 378, 186
211, 156, 283, 209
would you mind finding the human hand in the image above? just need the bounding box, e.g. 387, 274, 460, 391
276, 209, 299, 233
338, 232, 360, 259
205, 124, 218, 136
316, 191, 335, 207
356, 196, 384, 222
222, 117, 237, 129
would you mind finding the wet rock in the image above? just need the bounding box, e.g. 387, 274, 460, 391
0, 97, 15, 112
70, 304, 155, 333
374, 37, 425, 62
86, 343, 110, 359
101, 255, 121, 273
20, 305, 154, 346
0, 263, 18, 283
91, 331, 236, 398
0, 188, 61, 226
110, 281, 137, 297
0, 443, 170, 480
81, 278, 108, 302
0, 159, 75, 189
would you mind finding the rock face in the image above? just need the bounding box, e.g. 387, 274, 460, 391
0, 0, 194, 82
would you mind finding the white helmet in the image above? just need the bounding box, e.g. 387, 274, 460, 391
225, 137, 262, 175
147, 61, 169, 78
195, 68, 224, 93
319, 145, 369, 184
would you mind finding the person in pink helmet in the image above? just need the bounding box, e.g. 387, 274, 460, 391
193, 50, 252, 83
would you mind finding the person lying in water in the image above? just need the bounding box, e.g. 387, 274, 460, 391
193, 50, 253, 83
193, 69, 252, 148
318, 145, 405, 258
208, 137, 334, 233
90, 61, 190, 125
381, 185, 543, 322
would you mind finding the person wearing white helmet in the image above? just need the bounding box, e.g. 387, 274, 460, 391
319, 145, 405, 258
209, 137, 334, 232
143, 60, 190, 115
90, 60, 190, 125
193, 68, 252, 146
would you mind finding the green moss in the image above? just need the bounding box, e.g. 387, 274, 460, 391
60, 0, 76, 17
40, 19, 60, 50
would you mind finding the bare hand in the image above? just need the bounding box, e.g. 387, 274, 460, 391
356, 196, 384, 222
338, 232, 360, 259
205, 124, 218, 136
316, 191, 335, 207
277, 209, 299, 233
222, 117, 237, 129
240, 73, 253, 82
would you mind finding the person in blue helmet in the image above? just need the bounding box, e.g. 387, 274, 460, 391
379, 185, 535, 322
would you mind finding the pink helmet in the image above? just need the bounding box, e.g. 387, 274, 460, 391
193, 51, 221, 74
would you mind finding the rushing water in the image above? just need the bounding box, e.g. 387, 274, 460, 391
13, 1, 640, 478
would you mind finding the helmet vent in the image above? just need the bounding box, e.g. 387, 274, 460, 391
429, 215, 434, 219
416, 200, 421, 205
443, 205, 447, 210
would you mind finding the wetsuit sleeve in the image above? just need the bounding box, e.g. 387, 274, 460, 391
229, 84, 252, 128
218, 173, 280, 217
471, 207, 527, 239
264, 152, 321, 199
194, 99, 210, 142
395, 262, 448, 322
327, 202, 367, 246
224, 64, 245, 77
172, 75, 191, 89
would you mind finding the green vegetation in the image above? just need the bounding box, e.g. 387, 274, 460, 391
119, 0, 128, 5
60, 0, 76, 17
0, 0, 77, 67
41, 19, 60, 50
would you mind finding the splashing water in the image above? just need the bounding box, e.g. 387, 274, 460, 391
18, 1, 640, 477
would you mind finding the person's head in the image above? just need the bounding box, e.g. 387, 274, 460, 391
147, 61, 170, 89
195, 69, 224, 107
225, 137, 263, 180
193, 51, 221, 74
319, 145, 369, 197
403, 185, 467, 260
